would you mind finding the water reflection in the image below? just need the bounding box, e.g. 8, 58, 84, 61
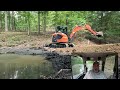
0, 54, 55, 79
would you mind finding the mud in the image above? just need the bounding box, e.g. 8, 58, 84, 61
0, 47, 44, 55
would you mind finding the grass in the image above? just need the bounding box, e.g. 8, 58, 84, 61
0, 32, 28, 47
0, 31, 51, 47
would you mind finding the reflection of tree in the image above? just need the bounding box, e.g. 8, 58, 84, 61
0, 62, 55, 79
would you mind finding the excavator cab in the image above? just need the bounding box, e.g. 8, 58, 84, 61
56, 26, 68, 36
71, 52, 118, 79
56, 26, 72, 42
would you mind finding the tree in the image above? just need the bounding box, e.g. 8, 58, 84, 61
28, 14, 30, 35
54, 11, 58, 26
27, 12, 31, 36
38, 11, 40, 34
8, 11, 11, 31
5, 11, 8, 32
11, 11, 15, 31
0, 11, 2, 30
14, 15, 16, 31
43, 11, 48, 33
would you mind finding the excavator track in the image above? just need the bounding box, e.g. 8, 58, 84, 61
45, 43, 74, 48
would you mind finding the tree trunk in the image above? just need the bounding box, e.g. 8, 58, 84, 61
0, 20, 1, 32
55, 11, 58, 26
100, 11, 103, 27
38, 11, 40, 35
25, 16, 27, 31
0, 11, 1, 29
43, 12, 46, 33
27, 12, 30, 36
12, 11, 14, 31
14, 17, 16, 31
1, 17, 2, 30
66, 15, 68, 25
5, 11, 8, 32
8, 11, 11, 31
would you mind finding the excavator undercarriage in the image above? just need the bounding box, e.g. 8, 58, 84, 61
45, 42, 74, 48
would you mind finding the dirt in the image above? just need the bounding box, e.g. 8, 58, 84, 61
47, 43, 120, 56
0, 33, 52, 54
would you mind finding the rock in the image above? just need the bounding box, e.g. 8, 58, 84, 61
60, 50, 63, 53
106, 48, 111, 51
66, 50, 69, 52
72, 49, 76, 53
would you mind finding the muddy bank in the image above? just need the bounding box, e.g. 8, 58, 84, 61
0, 47, 45, 55
45, 53, 71, 71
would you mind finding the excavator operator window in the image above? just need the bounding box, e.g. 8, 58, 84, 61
56, 26, 61, 32
71, 56, 84, 79
63, 26, 68, 35
104, 56, 116, 79
86, 61, 94, 72
56, 34, 63, 39
52, 36, 57, 42
56, 26, 68, 35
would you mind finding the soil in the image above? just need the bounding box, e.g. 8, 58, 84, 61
44, 43, 120, 57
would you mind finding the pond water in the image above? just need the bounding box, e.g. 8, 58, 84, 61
0, 54, 55, 79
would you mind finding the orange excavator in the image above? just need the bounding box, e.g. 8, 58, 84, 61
45, 24, 103, 48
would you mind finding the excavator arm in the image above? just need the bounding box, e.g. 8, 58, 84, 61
70, 24, 103, 40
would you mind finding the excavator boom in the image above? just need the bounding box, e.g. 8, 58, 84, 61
70, 24, 99, 40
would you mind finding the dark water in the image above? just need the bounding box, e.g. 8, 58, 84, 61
0, 54, 55, 79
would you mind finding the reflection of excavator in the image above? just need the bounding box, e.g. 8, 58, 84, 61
45, 24, 103, 48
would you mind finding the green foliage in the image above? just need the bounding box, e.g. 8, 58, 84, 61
71, 56, 83, 65
0, 11, 120, 41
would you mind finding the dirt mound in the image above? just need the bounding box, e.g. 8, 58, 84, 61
45, 43, 120, 56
